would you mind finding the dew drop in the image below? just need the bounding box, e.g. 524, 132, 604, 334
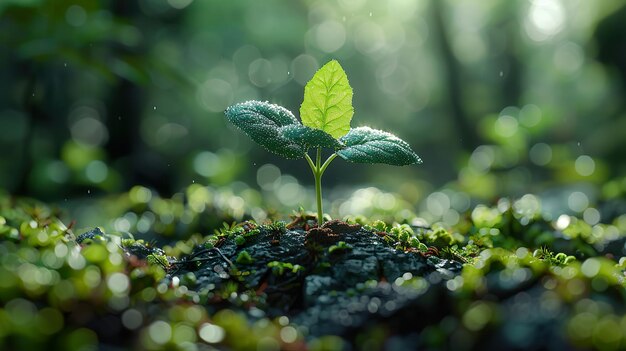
369, 12, 372, 16
153, 106, 157, 110
64, 63, 67, 67
499, 71, 503, 77
87, 189, 91, 194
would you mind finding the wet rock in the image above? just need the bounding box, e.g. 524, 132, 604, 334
322, 219, 361, 234
169, 222, 465, 341
76, 227, 105, 244
306, 227, 340, 247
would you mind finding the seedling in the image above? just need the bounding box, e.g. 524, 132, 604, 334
328, 241, 353, 254
225, 60, 422, 225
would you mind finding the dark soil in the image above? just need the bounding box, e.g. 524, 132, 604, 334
145, 220, 464, 347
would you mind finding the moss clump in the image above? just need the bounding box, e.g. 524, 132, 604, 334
236, 250, 254, 264
423, 227, 456, 247
267, 261, 305, 275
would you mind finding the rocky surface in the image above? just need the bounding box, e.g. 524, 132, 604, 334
164, 220, 464, 342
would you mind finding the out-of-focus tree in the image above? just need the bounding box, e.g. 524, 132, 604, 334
0, 0, 624, 217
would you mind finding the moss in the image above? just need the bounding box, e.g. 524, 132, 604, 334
180, 272, 197, 287
235, 250, 254, 264
328, 241, 353, 254
147, 253, 170, 268
267, 261, 304, 275
267, 220, 287, 233
424, 227, 456, 247
369, 220, 388, 232
234, 235, 246, 246
3, 189, 626, 350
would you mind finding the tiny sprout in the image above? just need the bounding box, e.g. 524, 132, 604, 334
417, 242, 429, 252
554, 252, 568, 263
267, 261, 304, 275
425, 227, 455, 247
409, 237, 421, 248
236, 250, 254, 264
370, 220, 388, 232
398, 231, 411, 243
234, 235, 246, 246
328, 241, 353, 254
225, 60, 422, 225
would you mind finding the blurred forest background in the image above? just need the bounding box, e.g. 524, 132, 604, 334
1, 0, 626, 230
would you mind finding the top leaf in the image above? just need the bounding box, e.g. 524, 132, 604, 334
224, 100, 305, 159
300, 60, 354, 139
337, 127, 422, 166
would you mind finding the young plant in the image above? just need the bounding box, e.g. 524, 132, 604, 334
224, 60, 422, 225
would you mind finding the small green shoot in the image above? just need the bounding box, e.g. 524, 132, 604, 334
267, 261, 304, 275
328, 241, 353, 254
225, 60, 422, 225
236, 250, 254, 264
234, 235, 246, 246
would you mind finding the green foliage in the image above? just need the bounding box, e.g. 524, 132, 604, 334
390, 224, 414, 242
424, 227, 456, 247
368, 220, 388, 232
235, 250, 254, 264
267, 261, 304, 275
532, 247, 576, 266
417, 242, 429, 252
281, 124, 344, 150
234, 235, 246, 246
224, 101, 305, 159
0, 198, 169, 350
263, 221, 287, 234
147, 253, 170, 268
225, 60, 421, 224
180, 272, 197, 287
328, 241, 353, 254
337, 127, 423, 165
300, 60, 354, 139
4, 187, 626, 350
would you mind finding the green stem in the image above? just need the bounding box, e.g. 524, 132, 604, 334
304, 153, 316, 171
305, 149, 338, 226
320, 153, 337, 174
315, 148, 323, 226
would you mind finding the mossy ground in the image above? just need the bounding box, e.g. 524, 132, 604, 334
1, 189, 626, 350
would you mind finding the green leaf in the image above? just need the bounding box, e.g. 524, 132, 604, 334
280, 125, 344, 150
224, 101, 305, 159
300, 60, 354, 139
337, 127, 422, 166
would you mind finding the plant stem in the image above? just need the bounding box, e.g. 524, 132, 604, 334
305, 149, 338, 226
315, 148, 323, 225
320, 153, 337, 174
